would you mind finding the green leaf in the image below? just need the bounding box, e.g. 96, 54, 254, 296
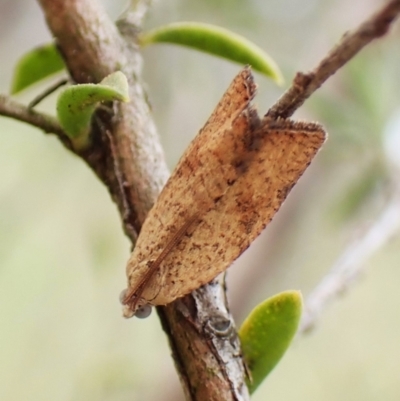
11, 43, 65, 94
140, 22, 283, 84
239, 291, 302, 394
56, 71, 130, 150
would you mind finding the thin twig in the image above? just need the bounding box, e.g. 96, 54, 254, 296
300, 189, 400, 333
0, 94, 65, 137
2, 0, 400, 400
28, 78, 68, 109
292, 0, 400, 333
267, 0, 400, 119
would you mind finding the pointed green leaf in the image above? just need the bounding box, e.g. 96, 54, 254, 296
56, 71, 129, 150
140, 22, 283, 84
239, 291, 302, 394
11, 43, 65, 94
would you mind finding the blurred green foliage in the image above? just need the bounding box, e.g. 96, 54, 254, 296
1, 1, 400, 401
10, 43, 65, 94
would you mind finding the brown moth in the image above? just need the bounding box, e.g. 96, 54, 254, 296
121, 67, 326, 318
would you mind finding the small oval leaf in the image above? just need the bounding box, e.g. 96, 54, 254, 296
140, 22, 283, 84
56, 71, 129, 150
239, 291, 302, 394
11, 43, 65, 94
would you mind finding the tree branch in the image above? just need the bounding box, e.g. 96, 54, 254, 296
266, 0, 400, 119
2, 0, 400, 399
300, 189, 400, 333
268, 0, 400, 333
0, 95, 65, 137
36, 0, 248, 400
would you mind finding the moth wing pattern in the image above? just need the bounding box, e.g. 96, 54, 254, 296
123, 67, 326, 312
124, 67, 257, 303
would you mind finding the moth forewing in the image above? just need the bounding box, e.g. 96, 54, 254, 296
123, 107, 258, 310
143, 118, 325, 305
121, 68, 326, 317
122, 68, 257, 314
122, 213, 200, 313
194, 67, 257, 143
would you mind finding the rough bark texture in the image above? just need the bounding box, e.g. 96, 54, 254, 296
0, 1, 397, 399
37, 0, 249, 399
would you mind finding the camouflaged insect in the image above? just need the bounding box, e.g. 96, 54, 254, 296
120, 67, 326, 318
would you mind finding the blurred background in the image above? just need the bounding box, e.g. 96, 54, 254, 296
1, 0, 400, 400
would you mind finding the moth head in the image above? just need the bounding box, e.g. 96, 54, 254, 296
119, 288, 153, 319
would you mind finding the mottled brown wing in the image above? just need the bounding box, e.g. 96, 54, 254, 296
123, 67, 256, 306
195, 67, 257, 144
123, 68, 326, 312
